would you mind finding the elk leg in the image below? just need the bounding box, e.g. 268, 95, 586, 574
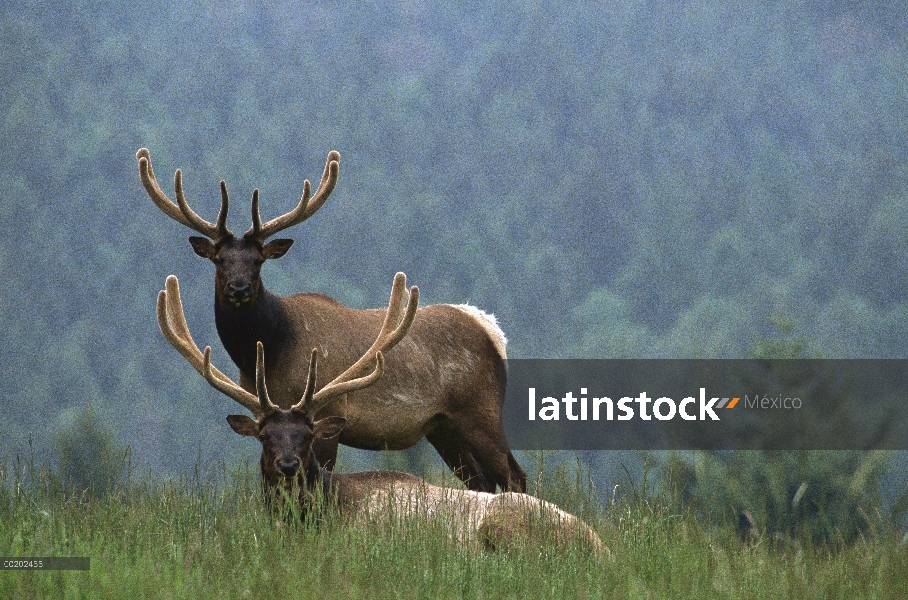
506, 451, 528, 493
499, 424, 527, 491
460, 432, 524, 493
449, 397, 527, 492
425, 426, 495, 492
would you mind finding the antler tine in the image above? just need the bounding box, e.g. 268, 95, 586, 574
293, 352, 385, 415
375, 272, 420, 350
216, 182, 231, 237
254, 342, 280, 415
137, 148, 231, 239
245, 150, 339, 240
290, 349, 319, 413
304, 272, 417, 415
248, 189, 263, 238
137, 149, 187, 226
157, 275, 261, 415
303, 150, 341, 219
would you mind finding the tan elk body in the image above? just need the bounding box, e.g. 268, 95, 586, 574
315, 470, 603, 554
157, 274, 601, 554
139, 149, 525, 492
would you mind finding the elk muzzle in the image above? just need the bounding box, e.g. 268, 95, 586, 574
276, 457, 301, 478
225, 281, 254, 306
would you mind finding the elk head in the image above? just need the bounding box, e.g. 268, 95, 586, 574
156, 272, 418, 486
138, 148, 340, 308
223, 345, 358, 486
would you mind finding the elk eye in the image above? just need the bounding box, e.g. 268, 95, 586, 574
253, 258, 264, 267
211, 257, 224, 266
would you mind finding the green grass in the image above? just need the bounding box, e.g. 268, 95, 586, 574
1, 460, 907, 599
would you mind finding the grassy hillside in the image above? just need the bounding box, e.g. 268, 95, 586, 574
2, 460, 906, 599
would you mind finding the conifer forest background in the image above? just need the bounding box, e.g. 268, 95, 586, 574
2, 1, 907, 524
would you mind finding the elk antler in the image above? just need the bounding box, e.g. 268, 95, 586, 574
290, 348, 386, 417
157, 275, 261, 415
137, 148, 231, 239
245, 151, 340, 241
291, 271, 418, 416
159, 272, 416, 420
248, 342, 281, 415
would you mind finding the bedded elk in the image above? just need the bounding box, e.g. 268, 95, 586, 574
139, 148, 526, 492
159, 278, 601, 554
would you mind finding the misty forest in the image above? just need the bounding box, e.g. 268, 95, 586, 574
2, 1, 908, 541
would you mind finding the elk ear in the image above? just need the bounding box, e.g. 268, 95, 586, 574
189, 236, 217, 259
262, 239, 293, 260
226, 415, 259, 437
312, 416, 347, 439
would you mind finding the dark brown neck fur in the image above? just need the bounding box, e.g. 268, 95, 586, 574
215, 286, 289, 379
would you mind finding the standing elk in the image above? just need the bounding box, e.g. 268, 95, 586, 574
158, 274, 601, 554
139, 149, 526, 492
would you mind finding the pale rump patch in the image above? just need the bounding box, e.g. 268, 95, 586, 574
452, 304, 508, 361
362, 482, 496, 544
358, 481, 602, 554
